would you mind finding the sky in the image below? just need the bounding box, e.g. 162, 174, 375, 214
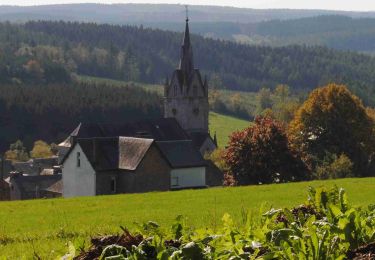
0, 0, 374, 12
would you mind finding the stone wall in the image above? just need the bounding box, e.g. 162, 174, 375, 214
96, 146, 171, 195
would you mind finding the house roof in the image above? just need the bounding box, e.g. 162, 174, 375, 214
156, 140, 206, 168
10, 174, 62, 195
119, 137, 153, 171
64, 137, 205, 171
73, 137, 154, 171
43, 179, 63, 194
58, 118, 189, 148
189, 132, 214, 150
12, 157, 58, 176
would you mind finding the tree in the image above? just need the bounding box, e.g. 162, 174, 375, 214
288, 84, 375, 176
274, 84, 290, 103
30, 140, 54, 158
256, 88, 273, 114
223, 116, 307, 185
5, 140, 29, 162
315, 153, 353, 180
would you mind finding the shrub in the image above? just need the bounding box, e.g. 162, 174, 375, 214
316, 153, 354, 179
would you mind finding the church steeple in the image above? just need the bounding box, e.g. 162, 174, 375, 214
179, 6, 194, 79
164, 7, 209, 134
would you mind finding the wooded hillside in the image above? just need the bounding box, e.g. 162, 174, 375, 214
2, 21, 375, 104
0, 82, 161, 152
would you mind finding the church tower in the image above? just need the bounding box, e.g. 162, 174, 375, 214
164, 14, 209, 134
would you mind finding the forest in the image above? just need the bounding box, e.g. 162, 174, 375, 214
248, 15, 375, 52
1, 21, 375, 104
0, 82, 161, 152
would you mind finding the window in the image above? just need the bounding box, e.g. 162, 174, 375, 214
110, 177, 116, 193
171, 176, 179, 187
174, 84, 177, 96
76, 152, 81, 167
172, 108, 177, 115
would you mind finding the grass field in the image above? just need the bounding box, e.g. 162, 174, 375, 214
209, 112, 249, 147
0, 178, 375, 258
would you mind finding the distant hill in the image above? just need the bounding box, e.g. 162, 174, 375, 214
1, 4, 375, 24
2, 21, 375, 103
237, 15, 375, 52
2, 4, 375, 53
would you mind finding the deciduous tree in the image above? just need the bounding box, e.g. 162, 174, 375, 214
223, 116, 307, 185
30, 140, 54, 158
288, 84, 375, 176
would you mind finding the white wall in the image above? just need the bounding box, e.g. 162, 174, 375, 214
62, 145, 96, 198
170, 167, 206, 189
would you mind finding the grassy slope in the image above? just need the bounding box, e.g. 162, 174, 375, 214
0, 178, 375, 258
209, 112, 249, 147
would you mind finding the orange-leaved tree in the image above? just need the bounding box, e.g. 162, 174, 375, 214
223, 116, 307, 185
288, 84, 375, 176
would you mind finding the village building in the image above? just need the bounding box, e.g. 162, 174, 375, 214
12, 157, 59, 176
0, 179, 10, 201
62, 137, 207, 197
5, 173, 62, 200
59, 16, 222, 197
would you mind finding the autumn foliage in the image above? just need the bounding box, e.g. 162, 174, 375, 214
223, 116, 307, 185
288, 84, 375, 176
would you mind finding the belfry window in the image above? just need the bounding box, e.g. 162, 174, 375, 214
174, 85, 177, 96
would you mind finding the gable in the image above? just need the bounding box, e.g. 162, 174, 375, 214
64, 144, 96, 174
186, 70, 206, 97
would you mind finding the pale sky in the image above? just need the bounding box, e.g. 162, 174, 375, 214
0, 0, 375, 12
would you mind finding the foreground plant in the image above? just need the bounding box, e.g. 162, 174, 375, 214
62, 186, 375, 259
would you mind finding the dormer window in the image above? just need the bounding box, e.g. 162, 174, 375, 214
77, 152, 81, 167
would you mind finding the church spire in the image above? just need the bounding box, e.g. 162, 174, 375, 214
179, 5, 194, 79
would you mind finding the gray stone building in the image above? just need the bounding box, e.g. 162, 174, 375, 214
164, 17, 217, 155
6, 173, 62, 200
62, 137, 207, 197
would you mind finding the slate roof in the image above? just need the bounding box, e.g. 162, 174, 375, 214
10, 174, 62, 196
65, 137, 205, 171
156, 140, 206, 168
72, 137, 153, 171
44, 179, 63, 194
189, 132, 213, 150
59, 118, 189, 148
12, 157, 58, 176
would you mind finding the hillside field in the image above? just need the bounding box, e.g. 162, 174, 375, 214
209, 112, 249, 147
0, 178, 374, 258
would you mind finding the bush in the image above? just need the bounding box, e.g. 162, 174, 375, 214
316, 153, 354, 179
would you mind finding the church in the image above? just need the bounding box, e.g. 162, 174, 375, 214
59, 16, 221, 197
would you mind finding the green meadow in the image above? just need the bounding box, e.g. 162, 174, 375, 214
209, 112, 249, 147
0, 178, 374, 258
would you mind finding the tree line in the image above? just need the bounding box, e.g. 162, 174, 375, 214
0, 82, 162, 153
